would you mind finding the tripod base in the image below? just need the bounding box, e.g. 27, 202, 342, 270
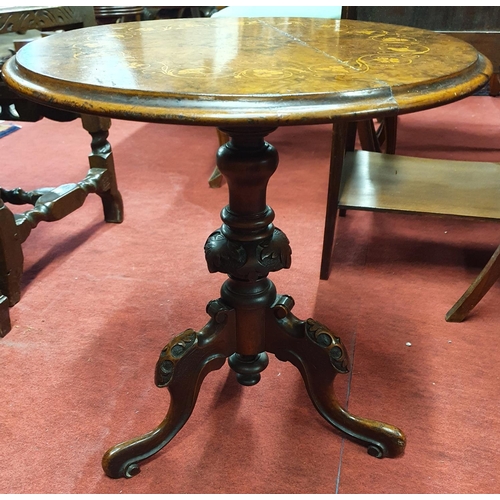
102, 290, 405, 479
102, 127, 405, 480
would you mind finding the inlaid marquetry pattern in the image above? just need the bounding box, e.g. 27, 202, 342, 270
16, 18, 474, 94
3, 17, 491, 125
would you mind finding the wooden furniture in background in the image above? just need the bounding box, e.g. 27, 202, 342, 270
330, 129, 500, 325
0, 6, 96, 33
0, 6, 123, 336
93, 5, 216, 25
339, 7, 500, 321
93, 6, 144, 24
445, 244, 500, 322
3, 17, 490, 478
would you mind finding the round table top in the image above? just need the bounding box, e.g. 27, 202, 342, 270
2, 17, 492, 126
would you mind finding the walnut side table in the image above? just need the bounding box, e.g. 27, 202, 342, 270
2, 17, 491, 479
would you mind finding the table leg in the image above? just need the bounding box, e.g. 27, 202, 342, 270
266, 295, 405, 458
102, 126, 405, 479
445, 242, 500, 322
0, 198, 23, 309
80, 115, 124, 223
0, 200, 13, 335
102, 300, 237, 478
320, 121, 348, 280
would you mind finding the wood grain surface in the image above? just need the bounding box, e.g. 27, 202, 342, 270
2, 18, 492, 125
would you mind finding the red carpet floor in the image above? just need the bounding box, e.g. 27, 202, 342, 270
1, 96, 499, 494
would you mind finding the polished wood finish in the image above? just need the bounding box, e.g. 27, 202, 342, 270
446, 243, 500, 322
2, 18, 491, 477
329, 148, 500, 323
210, 118, 398, 189
2, 18, 491, 125
339, 151, 500, 218
348, 7, 500, 96
324, 151, 500, 315
320, 122, 349, 280
208, 129, 229, 188
103, 127, 405, 479
334, 8, 500, 318
449, 32, 500, 96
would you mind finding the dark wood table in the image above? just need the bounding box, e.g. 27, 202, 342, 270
2, 17, 491, 479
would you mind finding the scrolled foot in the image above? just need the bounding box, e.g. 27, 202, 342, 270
103, 440, 146, 479
124, 463, 140, 478
102, 301, 236, 479
266, 297, 406, 459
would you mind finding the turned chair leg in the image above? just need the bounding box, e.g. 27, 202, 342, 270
0, 115, 123, 337
446, 243, 500, 322
80, 114, 124, 223
0, 199, 22, 336
0, 199, 23, 307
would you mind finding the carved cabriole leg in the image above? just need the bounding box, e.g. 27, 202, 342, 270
207, 127, 404, 456
266, 295, 406, 458
102, 299, 237, 478
80, 114, 123, 223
